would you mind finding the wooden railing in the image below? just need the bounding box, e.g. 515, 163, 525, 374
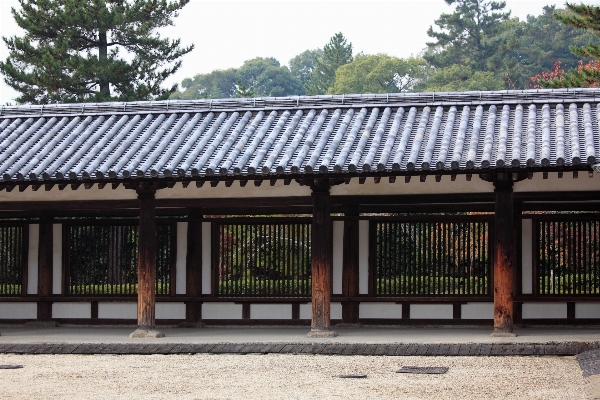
534, 215, 600, 295
212, 218, 312, 296
0, 223, 27, 296
370, 217, 493, 296
63, 220, 175, 296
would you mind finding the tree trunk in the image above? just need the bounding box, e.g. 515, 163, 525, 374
98, 31, 110, 98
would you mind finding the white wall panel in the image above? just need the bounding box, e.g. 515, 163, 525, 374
202, 303, 242, 319
332, 221, 344, 295
202, 222, 211, 295
52, 302, 90, 319
521, 219, 533, 294
176, 222, 188, 295
52, 224, 62, 295
156, 303, 186, 320
359, 303, 403, 319
522, 303, 567, 319
98, 302, 137, 319
299, 303, 342, 320
299, 303, 311, 320
461, 302, 493, 319
410, 304, 453, 319
576, 303, 600, 319
0, 302, 37, 319
331, 302, 342, 320
251, 304, 292, 319
359, 220, 369, 294
27, 224, 39, 295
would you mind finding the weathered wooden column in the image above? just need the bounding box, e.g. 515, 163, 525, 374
130, 188, 164, 338
492, 179, 517, 337
183, 208, 204, 327
341, 206, 360, 325
35, 215, 55, 326
307, 180, 337, 337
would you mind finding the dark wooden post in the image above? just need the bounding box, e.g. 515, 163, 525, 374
307, 180, 337, 337
341, 206, 360, 325
36, 215, 54, 325
492, 179, 517, 337
183, 208, 204, 327
130, 188, 164, 338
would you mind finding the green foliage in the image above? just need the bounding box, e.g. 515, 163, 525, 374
376, 277, 489, 295
218, 279, 311, 296
289, 49, 323, 90
425, 0, 511, 71
170, 69, 237, 100
0, 0, 194, 104
305, 33, 353, 95
416, 64, 504, 91
536, 3, 600, 88
236, 57, 303, 97
329, 54, 431, 94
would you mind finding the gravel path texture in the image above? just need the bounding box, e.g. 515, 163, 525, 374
0, 354, 585, 400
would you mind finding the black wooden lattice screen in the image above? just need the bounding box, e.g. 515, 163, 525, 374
0, 223, 26, 296
372, 218, 492, 296
64, 221, 175, 295
214, 220, 312, 296
535, 217, 600, 295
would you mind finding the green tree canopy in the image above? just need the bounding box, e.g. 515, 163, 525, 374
289, 49, 323, 91
425, 0, 510, 71
235, 57, 303, 97
171, 68, 237, 100
329, 54, 431, 94
305, 33, 353, 95
0, 0, 194, 104
536, 3, 600, 88
416, 64, 504, 92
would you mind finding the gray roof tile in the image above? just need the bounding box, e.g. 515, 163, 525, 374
1, 89, 600, 182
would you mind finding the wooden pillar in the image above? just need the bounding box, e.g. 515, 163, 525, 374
492, 180, 517, 336
184, 208, 204, 327
37, 215, 53, 323
307, 180, 337, 337
130, 189, 164, 338
342, 206, 360, 325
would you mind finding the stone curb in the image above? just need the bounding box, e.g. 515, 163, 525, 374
1, 341, 599, 356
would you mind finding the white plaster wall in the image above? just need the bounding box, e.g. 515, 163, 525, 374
202, 302, 242, 319
522, 303, 567, 319
359, 303, 403, 319
0, 184, 136, 202
461, 302, 493, 319
175, 222, 188, 295
299, 302, 342, 320
52, 224, 62, 295
299, 303, 311, 319
52, 302, 91, 319
27, 224, 39, 295
576, 303, 600, 319
0, 303, 37, 319
330, 175, 494, 196
156, 180, 310, 199
332, 221, 343, 295
514, 171, 600, 192
250, 304, 292, 319
521, 219, 533, 295
202, 222, 211, 295
98, 302, 137, 319
156, 303, 186, 320
410, 304, 453, 319
359, 220, 369, 295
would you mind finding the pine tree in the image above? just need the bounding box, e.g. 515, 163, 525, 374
305, 33, 353, 95
0, 0, 194, 104
536, 3, 600, 88
425, 0, 510, 71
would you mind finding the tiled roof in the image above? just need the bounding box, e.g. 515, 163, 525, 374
0, 89, 599, 183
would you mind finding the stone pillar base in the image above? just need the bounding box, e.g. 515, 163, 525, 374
129, 329, 165, 338
307, 329, 338, 338
490, 332, 517, 337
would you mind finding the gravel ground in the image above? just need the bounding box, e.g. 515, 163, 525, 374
0, 354, 585, 400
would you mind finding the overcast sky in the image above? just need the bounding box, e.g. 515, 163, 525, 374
0, 0, 567, 104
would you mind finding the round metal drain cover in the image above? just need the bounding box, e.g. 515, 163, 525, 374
337, 374, 367, 379
0, 365, 23, 369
